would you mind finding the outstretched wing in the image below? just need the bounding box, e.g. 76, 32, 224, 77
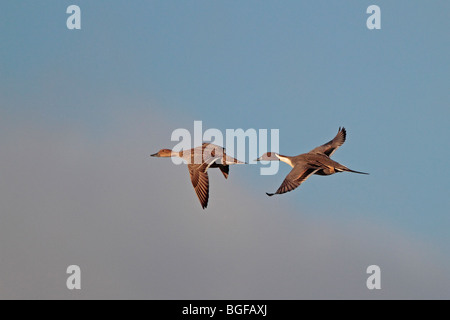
309, 127, 346, 157
188, 143, 244, 208
267, 165, 319, 196
188, 162, 212, 209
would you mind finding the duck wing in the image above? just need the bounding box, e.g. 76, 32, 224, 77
266, 164, 319, 196
309, 127, 346, 157
188, 161, 214, 209
187, 143, 243, 207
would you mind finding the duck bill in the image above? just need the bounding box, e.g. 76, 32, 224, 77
150, 153, 160, 157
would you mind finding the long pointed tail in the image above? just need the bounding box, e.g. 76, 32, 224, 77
344, 168, 369, 175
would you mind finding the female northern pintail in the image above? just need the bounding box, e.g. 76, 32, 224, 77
151, 143, 244, 209
256, 127, 368, 196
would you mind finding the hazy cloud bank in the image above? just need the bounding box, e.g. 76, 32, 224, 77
0, 112, 448, 299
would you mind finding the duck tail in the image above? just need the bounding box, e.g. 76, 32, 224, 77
344, 168, 369, 175
219, 165, 229, 179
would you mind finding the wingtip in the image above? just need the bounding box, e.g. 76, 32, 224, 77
340, 127, 347, 140
266, 192, 275, 197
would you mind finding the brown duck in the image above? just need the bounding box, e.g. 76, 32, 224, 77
151, 143, 244, 209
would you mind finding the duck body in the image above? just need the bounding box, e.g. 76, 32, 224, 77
279, 152, 364, 176
256, 127, 368, 196
151, 143, 244, 209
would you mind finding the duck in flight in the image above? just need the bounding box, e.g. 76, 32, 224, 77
151, 143, 244, 209
256, 127, 368, 196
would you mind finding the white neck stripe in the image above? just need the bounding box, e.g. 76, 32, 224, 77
276, 154, 294, 167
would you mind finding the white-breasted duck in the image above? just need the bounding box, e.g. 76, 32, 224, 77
256, 127, 368, 196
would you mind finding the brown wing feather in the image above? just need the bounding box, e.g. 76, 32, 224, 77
267, 166, 319, 196
309, 127, 346, 157
187, 143, 242, 208
188, 163, 210, 209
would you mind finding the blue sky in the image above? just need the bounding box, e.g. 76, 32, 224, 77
1, 1, 449, 298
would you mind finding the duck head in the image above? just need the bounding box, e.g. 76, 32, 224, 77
255, 152, 280, 161
151, 149, 173, 158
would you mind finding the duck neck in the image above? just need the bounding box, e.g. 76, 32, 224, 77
275, 154, 294, 167
171, 150, 182, 158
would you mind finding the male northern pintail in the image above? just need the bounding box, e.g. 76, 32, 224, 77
256, 127, 368, 196
151, 143, 245, 209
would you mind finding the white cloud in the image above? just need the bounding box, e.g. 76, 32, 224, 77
0, 111, 448, 299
